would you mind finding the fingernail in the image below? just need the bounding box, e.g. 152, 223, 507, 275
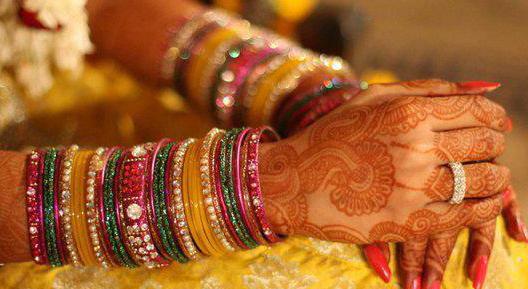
504, 117, 513, 132
502, 188, 513, 205
408, 276, 422, 289
363, 244, 392, 283
458, 81, 501, 90
472, 255, 488, 289
517, 219, 528, 242
428, 280, 441, 289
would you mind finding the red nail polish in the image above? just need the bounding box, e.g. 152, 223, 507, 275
518, 220, 528, 243
409, 276, 422, 289
428, 280, 441, 289
458, 81, 501, 90
504, 117, 513, 132
472, 256, 488, 289
364, 245, 392, 283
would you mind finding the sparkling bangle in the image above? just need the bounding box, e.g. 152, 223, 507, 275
26, 150, 47, 265
86, 147, 111, 267
118, 144, 169, 268
169, 139, 201, 260
58, 145, 80, 266
42, 148, 63, 267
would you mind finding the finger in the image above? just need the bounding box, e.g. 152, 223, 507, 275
424, 163, 510, 202
467, 219, 496, 289
432, 128, 506, 163
427, 194, 503, 234
422, 230, 460, 289
398, 238, 427, 289
426, 95, 508, 132
354, 79, 500, 105
502, 186, 528, 242
363, 244, 392, 283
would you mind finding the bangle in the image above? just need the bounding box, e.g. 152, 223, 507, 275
219, 128, 259, 248
246, 127, 282, 243
277, 78, 357, 135
245, 51, 308, 126
118, 144, 170, 268
71, 150, 99, 266
26, 150, 47, 265
186, 26, 244, 106
58, 145, 80, 266
233, 128, 266, 245
183, 140, 212, 255
42, 148, 63, 267
149, 140, 189, 263
200, 129, 236, 252
100, 149, 137, 267
161, 10, 232, 81
86, 147, 111, 267
169, 139, 201, 259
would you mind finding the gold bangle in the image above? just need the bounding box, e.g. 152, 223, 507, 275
246, 52, 307, 126
71, 150, 98, 266
185, 27, 238, 105
183, 141, 212, 256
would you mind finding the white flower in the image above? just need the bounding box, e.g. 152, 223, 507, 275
0, 0, 92, 98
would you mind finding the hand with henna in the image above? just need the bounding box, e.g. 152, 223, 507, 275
259, 79, 511, 286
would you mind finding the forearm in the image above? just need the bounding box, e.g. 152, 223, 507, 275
0, 127, 287, 265
0, 151, 31, 263
86, 0, 359, 134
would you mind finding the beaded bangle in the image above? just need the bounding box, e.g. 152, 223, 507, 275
150, 140, 189, 263
118, 144, 169, 268
240, 139, 267, 245
71, 150, 99, 266
42, 148, 62, 267
190, 139, 225, 256
86, 148, 111, 267
219, 129, 259, 248
169, 139, 201, 259
200, 129, 236, 252
246, 127, 282, 243
26, 150, 47, 265
58, 145, 80, 266
233, 128, 266, 245
100, 149, 137, 267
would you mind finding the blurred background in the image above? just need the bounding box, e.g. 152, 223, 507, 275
1, 0, 527, 209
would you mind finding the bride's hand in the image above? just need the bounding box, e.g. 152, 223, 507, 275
259, 79, 510, 245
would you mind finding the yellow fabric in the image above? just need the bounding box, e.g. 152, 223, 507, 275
1, 218, 527, 289
1, 63, 527, 289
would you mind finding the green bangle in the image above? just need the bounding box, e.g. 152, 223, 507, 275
103, 149, 137, 268
219, 128, 258, 248
153, 142, 189, 263
43, 148, 62, 267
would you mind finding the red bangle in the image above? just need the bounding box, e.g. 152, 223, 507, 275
26, 150, 48, 264
52, 149, 68, 264
117, 144, 170, 268
246, 127, 282, 243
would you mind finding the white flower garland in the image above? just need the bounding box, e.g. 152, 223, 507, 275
0, 0, 93, 98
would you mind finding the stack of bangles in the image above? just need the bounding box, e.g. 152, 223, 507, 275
25, 126, 281, 268
161, 9, 367, 135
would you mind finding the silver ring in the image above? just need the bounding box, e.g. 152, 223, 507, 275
448, 162, 466, 204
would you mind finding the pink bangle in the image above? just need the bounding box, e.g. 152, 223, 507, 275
232, 128, 265, 244
246, 127, 282, 243
117, 144, 170, 268
26, 150, 48, 265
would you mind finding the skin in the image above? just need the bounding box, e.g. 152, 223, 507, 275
6, 1, 523, 288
